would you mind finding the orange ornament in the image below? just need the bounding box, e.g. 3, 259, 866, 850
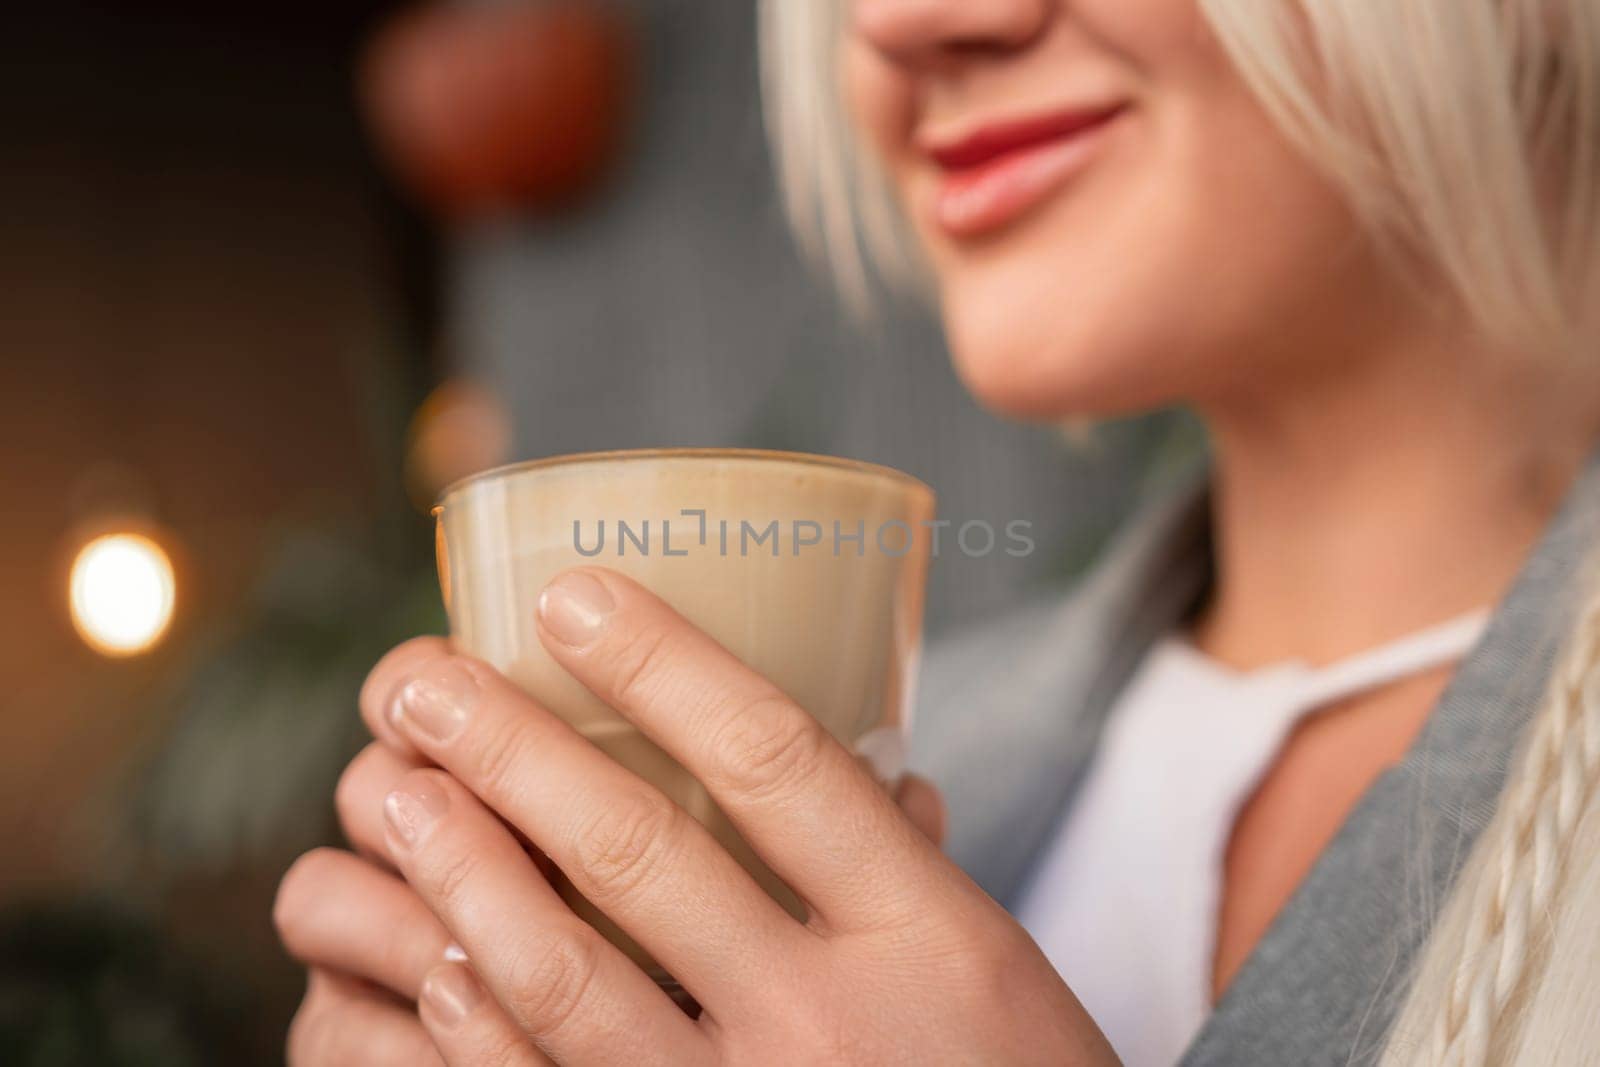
362, 1, 635, 219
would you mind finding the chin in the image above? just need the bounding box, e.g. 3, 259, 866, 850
941, 290, 1177, 422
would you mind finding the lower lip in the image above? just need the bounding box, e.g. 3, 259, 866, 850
931, 115, 1123, 239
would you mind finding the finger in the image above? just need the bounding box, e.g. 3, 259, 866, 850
340, 740, 556, 880
361, 636, 453, 754
382, 768, 713, 1065
337, 741, 429, 868
276, 847, 455, 1001
380, 653, 806, 1011
420, 962, 555, 1067
896, 774, 946, 847
287, 969, 442, 1067
534, 567, 944, 931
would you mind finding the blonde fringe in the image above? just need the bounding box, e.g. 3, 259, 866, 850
758, 0, 924, 314
1382, 575, 1600, 1067
1200, 0, 1600, 360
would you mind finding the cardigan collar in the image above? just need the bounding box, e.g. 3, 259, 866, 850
916, 445, 1600, 1065
1186, 447, 1600, 1064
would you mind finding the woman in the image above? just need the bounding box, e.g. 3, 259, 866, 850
274, 1, 1600, 1064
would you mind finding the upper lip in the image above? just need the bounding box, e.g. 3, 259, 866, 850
921, 103, 1129, 171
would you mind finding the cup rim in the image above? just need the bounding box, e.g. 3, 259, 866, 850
434, 447, 934, 513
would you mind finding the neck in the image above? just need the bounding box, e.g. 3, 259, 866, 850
1191, 327, 1595, 669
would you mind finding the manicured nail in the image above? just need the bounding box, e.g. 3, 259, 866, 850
383, 776, 450, 849
538, 571, 616, 649
422, 963, 482, 1027
388, 661, 478, 744
443, 942, 469, 963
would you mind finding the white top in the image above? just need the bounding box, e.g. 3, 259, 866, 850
1013, 610, 1490, 1067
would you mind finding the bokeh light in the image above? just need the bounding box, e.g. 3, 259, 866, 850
404, 378, 513, 509
68, 532, 177, 656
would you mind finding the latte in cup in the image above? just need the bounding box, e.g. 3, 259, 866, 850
433, 449, 935, 984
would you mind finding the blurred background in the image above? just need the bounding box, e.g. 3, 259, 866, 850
0, 1, 1193, 1062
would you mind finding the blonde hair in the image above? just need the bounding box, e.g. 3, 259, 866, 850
1381, 574, 1600, 1066
760, 3, 1600, 1064
760, 0, 1600, 352
759, 0, 922, 310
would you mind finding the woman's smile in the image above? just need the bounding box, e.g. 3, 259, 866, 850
920, 102, 1129, 238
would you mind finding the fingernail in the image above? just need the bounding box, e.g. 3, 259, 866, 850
538, 571, 615, 649
443, 942, 469, 963
388, 661, 479, 744
422, 963, 482, 1027
383, 776, 450, 849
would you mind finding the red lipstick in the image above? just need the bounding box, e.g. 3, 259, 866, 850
922, 103, 1127, 238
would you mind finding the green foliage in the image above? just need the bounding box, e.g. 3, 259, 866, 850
124, 521, 444, 880
0, 902, 237, 1067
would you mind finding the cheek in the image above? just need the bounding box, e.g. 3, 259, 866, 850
936, 81, 1371, 418
842, 43, 914, 174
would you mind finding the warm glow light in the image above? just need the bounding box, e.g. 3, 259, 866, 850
69, 533, 176, 656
